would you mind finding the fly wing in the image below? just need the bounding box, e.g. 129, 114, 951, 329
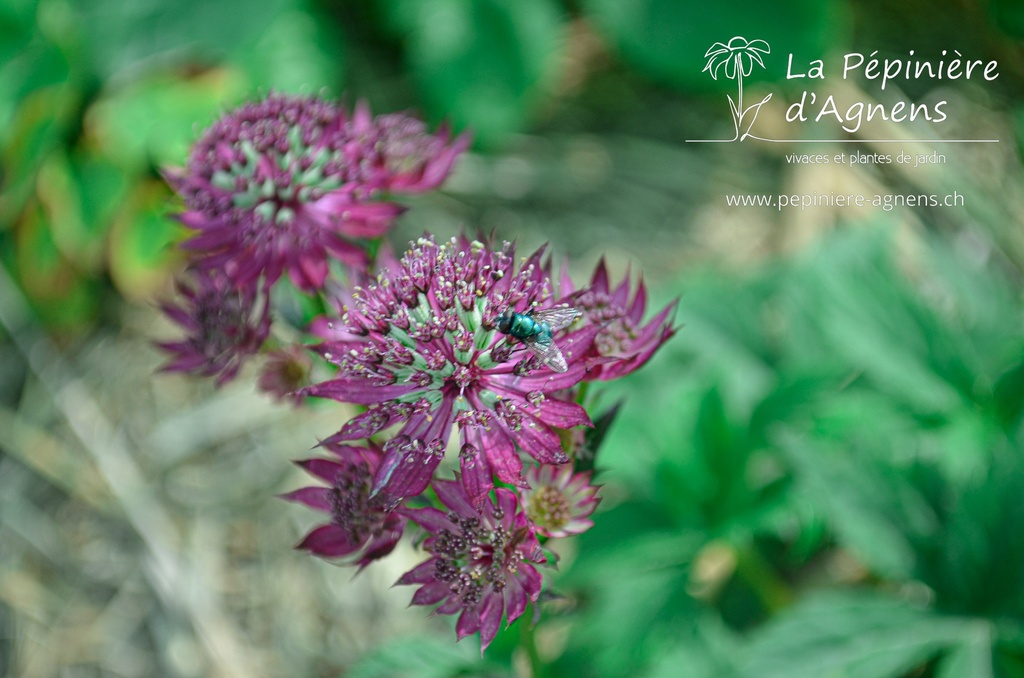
523, 334, 568, 373
530, 306, 581, 332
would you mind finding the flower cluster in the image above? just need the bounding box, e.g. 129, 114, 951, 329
158, 92, 676, 651
165, 93, 467, 292
290, 234, 673, 647
306, 235, 602, 507
157, 92, 466, 385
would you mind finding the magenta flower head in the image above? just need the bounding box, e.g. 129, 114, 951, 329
282, 442, 406, 568
519, 464, 600, 538
305, 236, 605, 506
164, 92, 404, 292
345, 101, 471, 194
560, 259, 677, 381
157, 269, 270, 385
398, 478, 544, 651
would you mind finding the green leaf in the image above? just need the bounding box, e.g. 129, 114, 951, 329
643, 617, 741, 678
558, 562, 701, 678
991, 0, 1024, 38
781, 437, 923, 579
13, 199, 99, 329
0, 4, 33, 67
347, 634, 505, 678
108, 180, 183, 300
0, 84, 77, 228
937, 621, 995, 678
270, 276, 326, 331
402, 0, 564, 146
786, 230, 968, 416
994, 360, 1024, 430
231, 7, 346, 93
85, 70, 246, 173
739, 591, 967, 678
68, 0, 293, 80
36, 151, 126, 273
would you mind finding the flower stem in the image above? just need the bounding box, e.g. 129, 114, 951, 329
734, 545, 793, 613
520, 608, 546, 678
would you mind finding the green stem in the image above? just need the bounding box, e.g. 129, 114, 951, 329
576, 381, 590, 406
733, 544, 793, 613
520, 607, 546, 678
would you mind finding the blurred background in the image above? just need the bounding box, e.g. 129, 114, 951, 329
2, 0, 1024, 676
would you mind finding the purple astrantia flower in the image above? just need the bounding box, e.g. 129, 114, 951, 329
559, 259, 676, 381
282, 442, 406, 568
164, 94, 466, 292
157, 270, 270, 385
519, 464, 600, 538
398, 478, 544, 651
305, 236, 604, 506
345, 102, 471, 194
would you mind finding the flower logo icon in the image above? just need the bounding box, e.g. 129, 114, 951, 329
702, 37, 773, 141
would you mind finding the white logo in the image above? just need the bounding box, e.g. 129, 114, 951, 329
702, 37, 772, 141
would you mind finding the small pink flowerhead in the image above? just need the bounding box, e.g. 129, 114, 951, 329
157, 269, 270, 385
520, 464, 600, 538
283, 442, 406, 568
561, 258, 677, 380
398, 478, 545, 651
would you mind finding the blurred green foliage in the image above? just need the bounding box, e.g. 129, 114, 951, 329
3, 0, 1024, 676
541, 228, 1024, 677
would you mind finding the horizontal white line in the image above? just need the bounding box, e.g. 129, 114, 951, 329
685, 138, 1000, 143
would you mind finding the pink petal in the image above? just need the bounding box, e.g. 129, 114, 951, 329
296, 458, 343, 483
494, 488, 518, 528
506, 413, 568, 465
530, 397, 592, 429
459, 444, 494, 507
371, 441, 443, 501
503, 575, 528, 625
416, 132, 471, 190
304, 377, 419, 405
466, 422, 525, 487
518, 563, 543, 599
401, 506, 454, 533
479, 594, 505, 651
590, 257, 610, 292
397, 559, 437, 586
297, 524, 358, 558
456, 607, 481, 640
357, 528, 403, 566
611, 266, 631, 308
326, 407, 403, 442
278, 486, 332, 512
433, 478, 478, 517
411, 581, 450, 606
628, 277, 648, 324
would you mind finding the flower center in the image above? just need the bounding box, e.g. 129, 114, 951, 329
432, 514, 515, 604
329, 462, 385, 543
526, 486, 571, 531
